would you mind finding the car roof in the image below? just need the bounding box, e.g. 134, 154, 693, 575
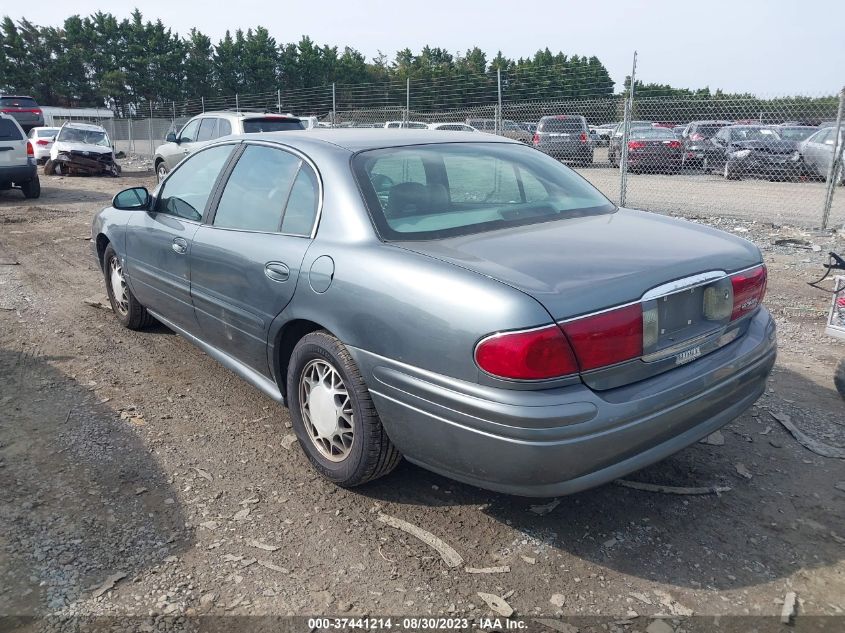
62, 121, 107, 132
0, 95, 36, 99
227, 129, 517, 152
200, 110, 300, 119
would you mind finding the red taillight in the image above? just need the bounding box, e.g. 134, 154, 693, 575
667, 140, 681, 149
26, 142, 34, 156
690, 133, 705, 141
532, 133, 540, 145
628, 141, 645, 150
730, 265, 767, 321
475, 324, 578, 380
36, 139, 49, 145
562, 304, 643, 371
580, 132, 587, 143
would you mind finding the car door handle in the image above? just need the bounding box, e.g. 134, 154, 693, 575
172, 237, 188, 254
264, 262, 290, 282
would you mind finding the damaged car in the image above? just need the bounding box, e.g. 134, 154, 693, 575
709, 125, 803, 180
45, 122, 121, 177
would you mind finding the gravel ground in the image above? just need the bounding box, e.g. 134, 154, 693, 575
1, 165, 844, 631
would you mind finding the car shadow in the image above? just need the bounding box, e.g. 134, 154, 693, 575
357, 364, 845, 591
0, 347, 191, 616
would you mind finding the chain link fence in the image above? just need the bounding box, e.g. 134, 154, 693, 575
52, 59, 845, 229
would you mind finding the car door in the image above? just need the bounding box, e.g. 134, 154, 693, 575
163, 118, 202, 171
124, 143, 237, 331
803, 129, 827, 175
190, 142, 321, 375
710, 128, 731, 169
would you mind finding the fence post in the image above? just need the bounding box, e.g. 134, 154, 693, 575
148, 101, 154, 159
332, 83, 337, 127
201, 96, 205, 113
171, 101, 175, 122
821, 86, 845, 229
236, 93, 240, 112
496, 68, 503, 136
407, 79, 411, 122
277, 89, 282, 113
619, 50, 638, 207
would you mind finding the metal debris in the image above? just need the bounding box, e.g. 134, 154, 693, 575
90, 572, 127, 598
528, 498, 560, 516
465, 565, 510, 574
735, 463, 753, 479
377, 513, 463, 567
615, 479, 731, 495
476, 591, 514, 617
770, 412, 845, 459
248, 539, 281, 552
781, 591, 797, 624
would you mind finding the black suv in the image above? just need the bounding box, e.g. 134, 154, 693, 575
680, 120, 732, 169
0, 95, 45, 132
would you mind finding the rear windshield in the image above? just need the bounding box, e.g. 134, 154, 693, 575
540, 118, 584, 133
630, 128, 676, 139
730, 127, 780, 141
352, 142, 614, 241
242, 118, 304, 133
0, 97, 37, 108
36, 129, 59, 138
777, 127, 817, 141
0, 119, 23, 140
693, 124, 728, 137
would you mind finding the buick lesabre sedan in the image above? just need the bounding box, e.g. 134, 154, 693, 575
92, 130, 776, 497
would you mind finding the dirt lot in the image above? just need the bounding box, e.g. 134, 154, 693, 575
1, 168, 844, 630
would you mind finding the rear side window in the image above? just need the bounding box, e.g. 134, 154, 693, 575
241, 118, 304, 133
281, 166, 319, 236
218, 119, 232, 137
540, 118, 584, 133
213, 145, 301, 232
0, 97, 37, 108
0, 119, 23, 140
196, 118, 217, 142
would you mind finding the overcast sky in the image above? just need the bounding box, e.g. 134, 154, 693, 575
9, 0, 845, 95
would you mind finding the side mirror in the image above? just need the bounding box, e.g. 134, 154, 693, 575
166, 132, 178, 143
113, 187, 150, 210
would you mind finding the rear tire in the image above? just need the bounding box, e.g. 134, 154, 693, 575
724, 162, 740, 180
287, 330, 401, 487
20, 177, 40, 199
103, 244, 154, 330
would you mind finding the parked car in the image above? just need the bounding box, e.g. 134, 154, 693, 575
93, 129, 776, 496
297, 115, 320, 129
520, 121, 538, 135
467, 119, 533, 143
533, 115, 593, 165
709, 125, 802, 180
0, 113, 40, 198
801, 126, 845, 183
154, 111, 303, 182
46, 121, 120, 177
384, 121, 428, 129
26, 126, 60, 164
774, 126, 818, 144
608, 121, 653, 165
672, 125, 686, 139
428, 122, 477, 132
0, 95, 44, 132
680, 120, 732, 169
625, 127, 683, 173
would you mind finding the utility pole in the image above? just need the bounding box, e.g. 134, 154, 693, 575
619, 50, 638, 207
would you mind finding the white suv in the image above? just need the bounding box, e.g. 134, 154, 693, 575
0, 113, 40, 198
154, 111, 303, 182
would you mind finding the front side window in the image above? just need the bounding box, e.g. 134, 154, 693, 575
353, 142, 614, 241
179, 119, 201, 143
213, 145, 301, 232
157, 144, 234, 221
218, 118, 232, 137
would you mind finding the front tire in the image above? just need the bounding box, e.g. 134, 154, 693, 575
724, 161, 740, 180
835, 359, 845, 400
287, 331, 401, 487
102, 244, 153, 330
156, 160, 169, 183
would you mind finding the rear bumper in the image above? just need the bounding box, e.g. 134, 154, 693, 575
352, 308, 776, 497
536, 142, 592, 159
0, 163, 37, 185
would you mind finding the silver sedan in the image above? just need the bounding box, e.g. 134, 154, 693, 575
92, 130, 776, 497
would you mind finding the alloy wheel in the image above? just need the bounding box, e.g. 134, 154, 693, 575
109, 255, 129, 316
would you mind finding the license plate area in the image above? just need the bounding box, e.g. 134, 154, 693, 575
641, 277, 733, 361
